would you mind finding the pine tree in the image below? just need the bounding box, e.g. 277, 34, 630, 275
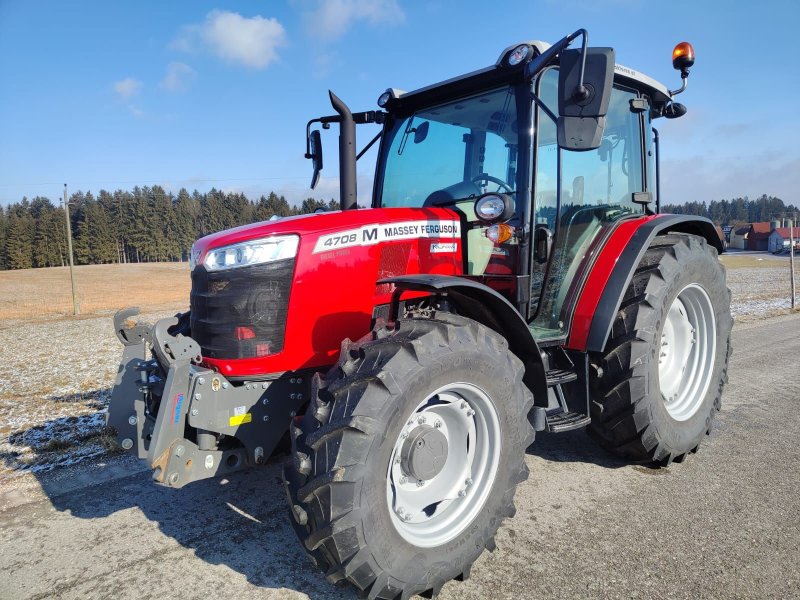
5, 204, 35, 269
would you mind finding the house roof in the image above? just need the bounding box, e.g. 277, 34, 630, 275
750, 222, 773, 234
771, 227, 798, 239
734, 226, 750, 235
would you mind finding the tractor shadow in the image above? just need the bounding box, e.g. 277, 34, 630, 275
21, 456, 352, 599
526, 427, 628, 469
2, 404, 623, 599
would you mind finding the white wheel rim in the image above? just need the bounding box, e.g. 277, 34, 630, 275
658, 283, 717, 421
386, 382, 501, 548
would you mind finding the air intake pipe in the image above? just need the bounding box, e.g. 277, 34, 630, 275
329, 90, 357, 210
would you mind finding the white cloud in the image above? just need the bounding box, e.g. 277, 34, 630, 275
161, 62, 196, 92
305, 0, 405, 41
113, 77, 143, 99
127, 105, 144, 118
172, 10, 287, 69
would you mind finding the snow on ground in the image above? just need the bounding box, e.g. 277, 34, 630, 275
0, 310, 175, 479
724, 262, 795, 322
0, 260, 796, 481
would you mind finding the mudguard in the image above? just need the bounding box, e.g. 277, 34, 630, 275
379, 274, 549, 406
567, 214, 723, 353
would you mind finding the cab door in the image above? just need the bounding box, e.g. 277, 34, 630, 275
530, 68, 649, 340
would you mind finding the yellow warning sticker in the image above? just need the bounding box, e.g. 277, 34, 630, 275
229, 413, 252, 427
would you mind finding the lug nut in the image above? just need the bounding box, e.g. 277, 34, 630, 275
191, 409, 199, 416
466, 409, 475, 417
434, 420, 442, 429
194, 393, 201, 400
460, 401, 467, 409
458, 489, 467, 498
417, 415, 426, 424
465, 477, 473, 486
198, 377, 205, 385
263, 415, 270, 422
399, 476, 407, 484
416, 480, 424, 487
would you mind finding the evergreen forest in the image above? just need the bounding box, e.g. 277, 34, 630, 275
0, 188, 796, 271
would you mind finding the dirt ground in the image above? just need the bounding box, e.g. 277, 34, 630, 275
0, 256, 797, 479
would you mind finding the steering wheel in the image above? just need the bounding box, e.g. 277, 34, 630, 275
471, 173, 514, 193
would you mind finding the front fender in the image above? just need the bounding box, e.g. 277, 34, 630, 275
379, 274, 548, 406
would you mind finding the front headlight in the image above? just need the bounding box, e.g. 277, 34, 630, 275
203, 235, 300, 272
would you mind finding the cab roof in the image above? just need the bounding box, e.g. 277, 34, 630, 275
387, 39, 672, 114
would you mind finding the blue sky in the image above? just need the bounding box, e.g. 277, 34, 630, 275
1, 0, 798, 207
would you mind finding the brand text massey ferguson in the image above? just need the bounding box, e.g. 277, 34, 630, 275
313, 220, 460, 253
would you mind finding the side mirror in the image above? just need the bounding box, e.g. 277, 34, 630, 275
413, 121, 430, 144
557, 47, 615, 151
307, 130, 323, 189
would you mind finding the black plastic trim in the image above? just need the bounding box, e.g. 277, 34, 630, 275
585, 214, 723, 353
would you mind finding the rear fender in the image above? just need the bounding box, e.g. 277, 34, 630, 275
379, 274, 548, 406
567, 214, 723, 353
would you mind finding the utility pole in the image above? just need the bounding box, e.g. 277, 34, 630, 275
63, 183, 80, 315
791, 217, 796, 310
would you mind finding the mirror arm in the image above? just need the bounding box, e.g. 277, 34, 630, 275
572, 28, 590, 101
305, 116, 340, 157
524, 27, 588, 93
357, 132, 382, 161
531, 92, 558, 124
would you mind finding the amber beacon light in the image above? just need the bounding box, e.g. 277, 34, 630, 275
672, 42, 695, 73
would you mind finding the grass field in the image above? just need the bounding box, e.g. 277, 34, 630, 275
0, 262, 191, 321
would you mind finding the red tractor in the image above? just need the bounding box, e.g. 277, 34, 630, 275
109, 30, 731, 599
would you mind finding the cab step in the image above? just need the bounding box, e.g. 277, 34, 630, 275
546, 368, 578, 387
545, 411, 591, 433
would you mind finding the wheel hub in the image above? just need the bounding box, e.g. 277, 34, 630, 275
658, 284, 717, 421
400, 425, 448, 481
386, 383, 501, 548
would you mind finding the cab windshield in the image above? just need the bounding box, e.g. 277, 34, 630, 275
378, 86, 521, 209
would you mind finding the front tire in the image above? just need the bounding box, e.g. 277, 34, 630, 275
283, 314, 534, 599
588, 233, 732, 464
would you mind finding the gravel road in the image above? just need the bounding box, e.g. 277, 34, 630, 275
0, 314, 798, 600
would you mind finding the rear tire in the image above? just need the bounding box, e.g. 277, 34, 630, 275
283, 313, 534, 599
587, 233, 732, 464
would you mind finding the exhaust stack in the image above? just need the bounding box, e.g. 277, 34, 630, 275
329, 90, 357, 210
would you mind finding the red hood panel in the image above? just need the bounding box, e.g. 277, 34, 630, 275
196, 207, 465, 377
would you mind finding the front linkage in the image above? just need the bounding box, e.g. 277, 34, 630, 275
107, 308, 307, 488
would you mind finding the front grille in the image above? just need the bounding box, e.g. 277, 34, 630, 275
190, 258, 295, 359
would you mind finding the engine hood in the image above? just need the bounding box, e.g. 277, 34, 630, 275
192, 207, 461, 266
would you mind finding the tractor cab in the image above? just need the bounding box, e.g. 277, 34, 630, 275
308, 35, 694, 343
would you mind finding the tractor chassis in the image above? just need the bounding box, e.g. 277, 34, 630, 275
107, 308, 307, 488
